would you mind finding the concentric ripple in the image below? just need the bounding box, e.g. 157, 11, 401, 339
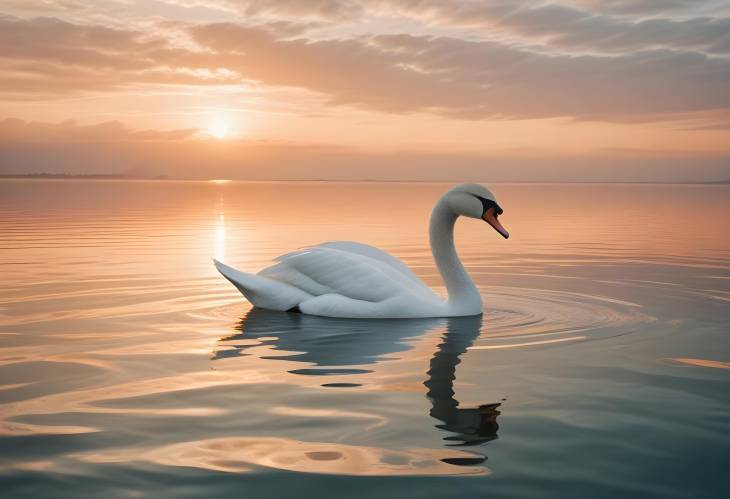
473, 285, 654, 349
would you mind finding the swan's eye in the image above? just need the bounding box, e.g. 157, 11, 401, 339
474, 195, 502, 216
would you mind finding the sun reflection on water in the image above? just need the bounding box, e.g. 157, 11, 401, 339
214, 212, 225, 261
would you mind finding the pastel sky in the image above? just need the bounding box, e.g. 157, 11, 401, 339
1, 0, 729, 181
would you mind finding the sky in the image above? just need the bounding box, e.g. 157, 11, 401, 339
0, 0, 729, 181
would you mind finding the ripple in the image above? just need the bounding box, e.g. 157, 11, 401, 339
667, 358, 730, 369
474, 285, 654, 349
77, 437, 488, 476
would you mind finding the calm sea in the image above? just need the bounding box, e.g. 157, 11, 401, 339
1, 180, 728, 498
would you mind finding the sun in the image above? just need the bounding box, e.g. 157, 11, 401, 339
210, 121, 228, 140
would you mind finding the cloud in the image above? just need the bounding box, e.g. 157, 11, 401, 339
0, 118, 198, 142
0, 15, 158, 58
0, 0, 89, 14
376, 1, 730, 55
227, 0, 363, 20
0, 15, 242, 96
138, 0, 361, 23
561, 0, 725, 16
1, 14, 729, 122
189, 22, 730, 120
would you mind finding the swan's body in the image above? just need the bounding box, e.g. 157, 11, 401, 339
215, 183, 508, 319
215, 241, 450, 318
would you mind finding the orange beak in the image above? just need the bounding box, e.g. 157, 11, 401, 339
482, 207, 509, 239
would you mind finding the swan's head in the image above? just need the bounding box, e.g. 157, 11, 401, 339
444, 183, 509, 239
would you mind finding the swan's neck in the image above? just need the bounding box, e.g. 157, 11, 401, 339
429, 199, 482, 314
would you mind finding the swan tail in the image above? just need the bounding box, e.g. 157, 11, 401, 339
213, 259, 311, 311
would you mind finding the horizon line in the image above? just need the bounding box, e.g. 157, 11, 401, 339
1, 174, 728, 185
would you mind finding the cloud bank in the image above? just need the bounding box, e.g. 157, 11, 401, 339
1, 7, 729, 121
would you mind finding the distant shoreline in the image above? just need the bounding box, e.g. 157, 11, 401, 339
0, 173, 169, 180
0, 174, 728, 185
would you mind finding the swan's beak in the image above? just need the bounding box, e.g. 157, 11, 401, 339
483, 207, 509, 239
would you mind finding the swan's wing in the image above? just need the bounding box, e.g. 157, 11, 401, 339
318, 241, 432, 291
258, 245, 433, 302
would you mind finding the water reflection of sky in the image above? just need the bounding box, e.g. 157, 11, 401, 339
0, 181, 728, 497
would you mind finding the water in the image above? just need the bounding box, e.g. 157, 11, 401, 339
0, 180, 728, 498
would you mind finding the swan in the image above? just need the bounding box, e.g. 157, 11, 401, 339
214, 183, 509, 318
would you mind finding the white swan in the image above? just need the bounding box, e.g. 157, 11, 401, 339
214, 183, 509, 318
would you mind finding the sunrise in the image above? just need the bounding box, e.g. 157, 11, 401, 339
0, 1, 729, 498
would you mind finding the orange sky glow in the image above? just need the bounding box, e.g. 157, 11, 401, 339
0, 0, 729, 181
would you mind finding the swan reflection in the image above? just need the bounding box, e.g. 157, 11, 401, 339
215, 309, 501, 466
425, 315, 501, 450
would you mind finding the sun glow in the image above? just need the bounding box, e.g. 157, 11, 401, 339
209, 121, 228, 139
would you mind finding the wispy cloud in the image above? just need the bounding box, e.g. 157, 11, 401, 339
2, 15, 729, 121
0, 117, 198, 142
383, 1, 730, 54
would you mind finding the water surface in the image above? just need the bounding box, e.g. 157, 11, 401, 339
1, 181, 729, 498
